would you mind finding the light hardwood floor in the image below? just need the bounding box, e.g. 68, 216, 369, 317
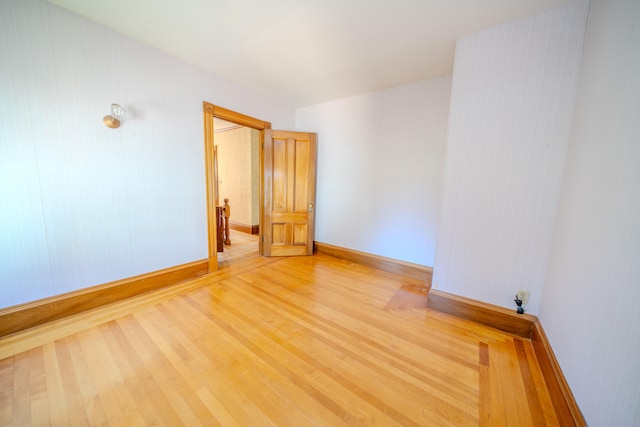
0, 231, 559, 426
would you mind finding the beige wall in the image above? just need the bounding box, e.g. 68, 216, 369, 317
216, 127, 259, 227
250, 129, 259, 225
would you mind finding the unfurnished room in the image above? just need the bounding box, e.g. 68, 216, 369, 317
1, 0, 639, 425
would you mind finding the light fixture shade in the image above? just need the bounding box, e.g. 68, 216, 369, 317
111, 104, 125, 116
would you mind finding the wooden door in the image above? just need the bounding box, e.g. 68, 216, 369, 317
263, 130, 317, 256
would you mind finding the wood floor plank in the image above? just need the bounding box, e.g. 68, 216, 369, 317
122, 313, 215, 426
184, 286, 399, 425
55, 337, 100, 426
75, 329, 136, 427
181, 292, 397, 426
523, 338, 561, 426
139, 310, 252, 426
136, 307, 261, 427
0, 357, 13, 426
243, 274, 480, 404
487, 340, 508, 425
505, 339, 531, 427
228, 273, 480, 414
98, 320, 173, 426
495, 339, 531, 426
515, 338, 547, 426
479, 342, 492, 426
248, 265, 480, 371
0, 234, 564, 425
205, 274, 477, 427
195, 387, 241, 427
212, 279, 456, 425
27, 346, 50, 427
11, 351, 30, 426
67, 334, 113, 426
153, 298, 306, 427
41, 342, 71, 427
114, 315, 195, 426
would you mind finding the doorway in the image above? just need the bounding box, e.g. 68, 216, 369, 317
203, 102, 271, 272
213, 118, 260, 266
203, 102, 317, 273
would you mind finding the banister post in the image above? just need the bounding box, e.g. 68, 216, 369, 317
223, 198, 231, 245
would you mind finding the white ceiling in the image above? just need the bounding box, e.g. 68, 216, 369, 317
47, 0, 573, 108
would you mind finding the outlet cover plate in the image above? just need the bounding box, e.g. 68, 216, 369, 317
517, 289, 530, 305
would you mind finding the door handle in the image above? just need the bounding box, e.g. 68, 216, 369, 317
308, 203, 314, 212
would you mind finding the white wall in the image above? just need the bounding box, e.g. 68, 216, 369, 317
539, 0, 640, 424
433, 0, 589, 314
0, 0, 294, 309
296, 77, 452, 266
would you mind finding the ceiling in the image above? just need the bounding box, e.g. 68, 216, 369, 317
213, 118, 243, 132
47, 0, 574, 108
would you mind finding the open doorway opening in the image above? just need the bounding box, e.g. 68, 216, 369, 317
213, 118, 260, 266
203, 102, 271, 272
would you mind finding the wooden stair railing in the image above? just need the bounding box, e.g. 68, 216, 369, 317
223, 198, 231, 245
215, 198, 231, 251
215, 206, 224, 252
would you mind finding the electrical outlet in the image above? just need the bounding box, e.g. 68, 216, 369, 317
517, 289, 530, 305
433, 282, 438, 289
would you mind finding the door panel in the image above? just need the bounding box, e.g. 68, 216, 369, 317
263, 130, 317, 256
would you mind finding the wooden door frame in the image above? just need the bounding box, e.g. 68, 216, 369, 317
203, 102, 271, 272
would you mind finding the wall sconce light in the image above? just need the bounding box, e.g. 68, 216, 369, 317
103, 103, 126, 128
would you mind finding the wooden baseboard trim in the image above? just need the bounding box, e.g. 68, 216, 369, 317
314, 242, 433, 282
229, 222, 259, 235
427, 289, 585, 424
426, 289, 536, 338
0, 259, 209, 338
532, 319, 586, 426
